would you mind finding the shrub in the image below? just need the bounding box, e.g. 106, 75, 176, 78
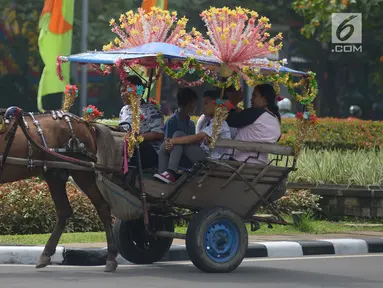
0, 178, 103, 235
99, 117, 383, 151
280, 118, 383, 151
272, 189, 322, 215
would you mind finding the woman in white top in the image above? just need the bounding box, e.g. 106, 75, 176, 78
226, 84, 282, 164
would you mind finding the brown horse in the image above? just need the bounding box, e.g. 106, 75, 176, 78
0, 107, 119, 272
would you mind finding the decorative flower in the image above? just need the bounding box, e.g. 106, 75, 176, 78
276, 96, 285, 102
83, 105, 103, 121
103, 7, 189, 51
180, 6, 284, 77
140, 114, 145, 120
136, 85, 144, 96
296, 112, 304, 119
62, 84, 79, 112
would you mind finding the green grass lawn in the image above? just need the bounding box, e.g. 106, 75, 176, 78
1, 220, 382, 245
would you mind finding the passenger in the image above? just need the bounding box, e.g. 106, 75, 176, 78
154, 90, 231, 184
119, 75, 165, 170
226, 84, 281, 165
158, 87, 198, 174
163, 87, 197, 139
196, 85, 243, 138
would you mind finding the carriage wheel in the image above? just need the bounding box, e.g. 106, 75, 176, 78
186, 207, 248, 273
113, 216, 174, 264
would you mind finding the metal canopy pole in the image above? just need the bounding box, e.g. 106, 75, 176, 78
80, 0, 89, 116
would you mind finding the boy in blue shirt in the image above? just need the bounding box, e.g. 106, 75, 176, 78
164, 87, 197, 139
158, 87, 198, 173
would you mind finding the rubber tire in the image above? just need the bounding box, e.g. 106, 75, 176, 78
186, 207, 248, 273
113, 216, 174, 264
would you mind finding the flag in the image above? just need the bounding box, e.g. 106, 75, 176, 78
141, 0, 168, 103
37, 0, 75, 112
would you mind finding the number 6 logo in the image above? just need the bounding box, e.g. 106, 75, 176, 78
336, 15, 357, 42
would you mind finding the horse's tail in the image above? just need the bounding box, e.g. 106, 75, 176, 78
90, 122, 116, 177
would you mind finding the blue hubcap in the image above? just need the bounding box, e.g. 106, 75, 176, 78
204, 219, 239, 263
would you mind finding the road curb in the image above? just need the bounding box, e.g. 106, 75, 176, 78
1, 238, 383, 265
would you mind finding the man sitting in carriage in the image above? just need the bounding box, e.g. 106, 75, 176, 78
119, 75, 165, 170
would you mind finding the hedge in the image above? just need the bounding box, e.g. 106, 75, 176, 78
100, 117, 383, 151
280, 118, 382, 151
0, 178, 103, 235
0, 177, 323, 235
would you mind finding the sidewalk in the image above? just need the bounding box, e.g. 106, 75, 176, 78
64, 231, 383, 248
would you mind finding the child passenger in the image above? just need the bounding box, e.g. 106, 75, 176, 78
154, 90, 231, 184
157, 88, 198, 174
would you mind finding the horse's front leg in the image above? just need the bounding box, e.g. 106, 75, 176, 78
71, 171, 118, 272
37, 169, 72, 268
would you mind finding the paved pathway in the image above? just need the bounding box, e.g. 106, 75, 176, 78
1, 254, 383, 287
64, 231, 383, 248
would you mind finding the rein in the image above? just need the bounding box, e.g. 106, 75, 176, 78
0, 107, 119, 179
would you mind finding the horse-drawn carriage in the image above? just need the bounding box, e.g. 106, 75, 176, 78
0, 6, 318, 273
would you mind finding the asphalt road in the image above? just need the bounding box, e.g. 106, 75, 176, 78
1, 255, 383, 288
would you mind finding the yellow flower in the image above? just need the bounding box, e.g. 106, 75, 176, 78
207, 31, 212, 36
109, 18, 115, 26
153, 26, 159, 32
257, 42, 264, 48
250, 11, 259, 18
269, 39, 275, 45
114, 37, 121, 45
206, 50, 213, 56
264, 32, 270, 37
231, 39, 237, 45
216, 27, 222, 33
171, 11, 177, 17
243, 66, 250, 73
259, 16, 270, 23
132, 29, 139, 35
102, 42, 113, 51
221, 34, 227, 40
196, 49, 203, 55
224, 27, 230, 34
126, 10, 133, 16
121, 23, 127, 29
230, 22, 237, 28
119, 14, 125, 22
179, 30, 186, 36
243, 38, 249, 45
265, 24, 272, 29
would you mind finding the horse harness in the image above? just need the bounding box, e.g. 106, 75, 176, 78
0, 109, 97, 173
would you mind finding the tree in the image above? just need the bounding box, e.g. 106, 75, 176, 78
291, 0, 383, 116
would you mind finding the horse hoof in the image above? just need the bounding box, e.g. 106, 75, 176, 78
36, 256, 51, 269
104, 261, 118, 273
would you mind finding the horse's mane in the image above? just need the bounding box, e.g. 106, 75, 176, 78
90, 122, 116, 179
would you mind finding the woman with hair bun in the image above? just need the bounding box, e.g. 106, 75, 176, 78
226, 83, 281, 165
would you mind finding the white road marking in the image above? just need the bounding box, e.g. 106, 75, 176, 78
0, 254, 383, 268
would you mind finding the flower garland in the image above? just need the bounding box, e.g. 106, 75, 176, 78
83, 105, 103, 122
56, 56, 67, 81
103, 7, 188, 51
208, 99, 229, 150
62, 84, 78, 112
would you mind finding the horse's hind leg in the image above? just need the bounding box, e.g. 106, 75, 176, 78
37, 169, 72, 269
71, 171, 118, 272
